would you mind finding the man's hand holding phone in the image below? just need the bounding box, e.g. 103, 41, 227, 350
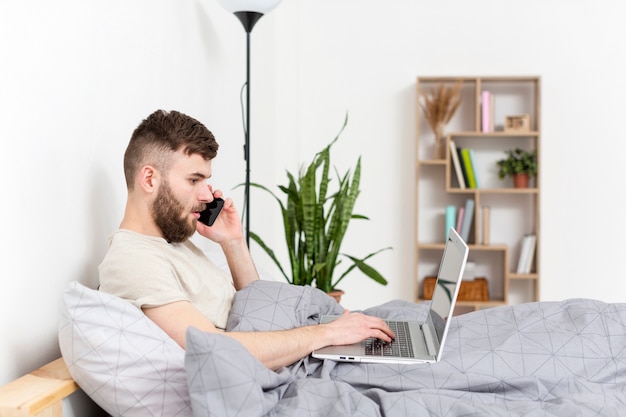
196, 189, 245, 244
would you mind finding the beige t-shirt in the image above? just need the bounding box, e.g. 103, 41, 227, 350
98, 229, 235, 329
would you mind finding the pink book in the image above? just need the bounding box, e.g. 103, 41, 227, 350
481, 90, 491, 133
456, 207, 465, 232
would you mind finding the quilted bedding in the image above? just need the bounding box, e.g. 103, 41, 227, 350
184, 281, 626, 417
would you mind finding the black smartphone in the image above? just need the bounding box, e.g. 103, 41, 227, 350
198, 198, 224, 226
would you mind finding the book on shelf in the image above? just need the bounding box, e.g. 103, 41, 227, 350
449, 140, 466, 189
516, 236, 530, 274
490, 93, 495, 131
460, 148, 478, 189
516, 234, 536, 274
468, 149, 480, 188
475, 205, 482, 244
445, 205, 456, 240
481, 206, 491, 245
459, 199, 475, 242
524, 235, 537, 273
457, 147, 470, 186
456, 206, 465, 234
481, 90, 492, 133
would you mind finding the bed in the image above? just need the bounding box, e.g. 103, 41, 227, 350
186, 280, 626, 417
2, 280, 625, 416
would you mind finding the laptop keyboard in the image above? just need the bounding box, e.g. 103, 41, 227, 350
364, 320, 415, 358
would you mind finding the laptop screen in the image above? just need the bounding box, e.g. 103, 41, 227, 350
429, 231, 468, 343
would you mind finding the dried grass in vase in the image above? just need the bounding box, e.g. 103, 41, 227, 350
419, 80, 463, 159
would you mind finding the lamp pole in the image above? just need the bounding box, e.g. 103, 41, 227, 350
217, 1, 281, 246
236, 13, 260, 247
244, 27, 251, 247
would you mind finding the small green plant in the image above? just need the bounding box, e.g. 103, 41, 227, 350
250, 115, 390, 293
496, 148, 538, 179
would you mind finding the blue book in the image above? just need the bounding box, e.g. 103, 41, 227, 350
445, 205, 457, 240
460, 199, 475, 242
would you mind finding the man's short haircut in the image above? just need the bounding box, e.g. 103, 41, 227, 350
124, 110, 219, 189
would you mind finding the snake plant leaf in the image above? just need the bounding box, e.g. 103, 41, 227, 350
343, 255, 389, 286
334, 247, 392, 288
249, 231, 290, 282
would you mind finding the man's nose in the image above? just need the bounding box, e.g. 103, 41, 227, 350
198, 185, 214, 202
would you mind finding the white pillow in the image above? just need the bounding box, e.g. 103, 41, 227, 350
58, 281, 192, 417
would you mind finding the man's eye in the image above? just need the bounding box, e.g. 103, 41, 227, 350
190, 179, 198, 184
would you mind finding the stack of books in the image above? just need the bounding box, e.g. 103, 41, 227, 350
445, 199, 474, 242
446, 202, 491, 245
449, 140, 480, 189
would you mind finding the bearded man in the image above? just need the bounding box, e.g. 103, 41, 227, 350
98, 109, 394, 370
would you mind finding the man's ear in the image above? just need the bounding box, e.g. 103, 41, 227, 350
137, 165, 160, 194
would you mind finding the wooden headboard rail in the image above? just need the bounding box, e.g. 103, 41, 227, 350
0, 358, 79, 417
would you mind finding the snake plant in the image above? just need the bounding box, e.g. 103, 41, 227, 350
250, 115, 390, 293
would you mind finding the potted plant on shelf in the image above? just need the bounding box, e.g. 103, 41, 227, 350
250, 115, 391, 302
496, 148, 538, 188
418, 80, 463, 160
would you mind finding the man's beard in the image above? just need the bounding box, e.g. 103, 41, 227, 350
152, 181, 204, 243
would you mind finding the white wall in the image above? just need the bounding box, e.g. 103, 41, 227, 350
2, 0, 626, 396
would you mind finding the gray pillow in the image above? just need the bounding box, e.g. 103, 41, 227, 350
58, 281, 192, 417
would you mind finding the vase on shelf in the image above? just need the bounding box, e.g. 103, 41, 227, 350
418, 80, 463, 160
433, 139, 445, 160
433, 122, 446, 159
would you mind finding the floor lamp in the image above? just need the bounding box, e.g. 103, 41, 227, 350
218, 0, 282, 246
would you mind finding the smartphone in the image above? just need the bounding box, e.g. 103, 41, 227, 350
198, 198, 224, 226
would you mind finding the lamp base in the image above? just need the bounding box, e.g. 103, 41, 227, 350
234, 11, 263, 33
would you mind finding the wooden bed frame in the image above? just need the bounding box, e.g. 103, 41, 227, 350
0, 358, 79, 417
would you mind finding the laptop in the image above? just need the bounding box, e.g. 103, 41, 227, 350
312, 227, 469, 364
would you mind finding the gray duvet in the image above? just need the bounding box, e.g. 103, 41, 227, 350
184, 281, 626, 416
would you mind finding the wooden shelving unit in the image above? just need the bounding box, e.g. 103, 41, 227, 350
415, 76, 541, 312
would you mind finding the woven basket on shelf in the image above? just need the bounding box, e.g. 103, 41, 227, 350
422, 276, 489, 302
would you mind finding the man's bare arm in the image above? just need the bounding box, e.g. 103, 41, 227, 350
219, 236, 259, 290
195, 193, 259, 290
143, 301, 394, 370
